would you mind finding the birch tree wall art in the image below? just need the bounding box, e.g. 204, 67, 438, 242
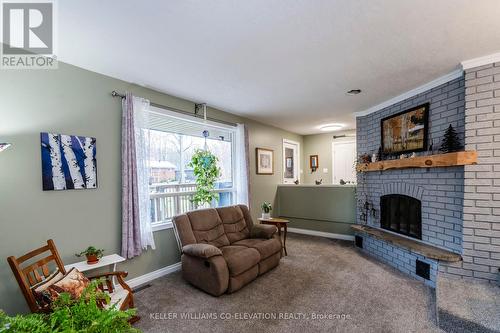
40, 132, 98, 191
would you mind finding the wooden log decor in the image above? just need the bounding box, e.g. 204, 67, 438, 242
356, 151, 477, 172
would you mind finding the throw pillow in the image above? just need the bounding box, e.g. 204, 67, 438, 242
47, 267, 90, 301
31, 270, 64, 308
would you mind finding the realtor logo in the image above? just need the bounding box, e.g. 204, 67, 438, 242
1, 0, 57, 69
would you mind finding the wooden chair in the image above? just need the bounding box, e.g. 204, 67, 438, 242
7, 239, 138, 322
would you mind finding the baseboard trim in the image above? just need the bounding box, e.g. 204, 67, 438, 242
125, 262, 181, 289
288, 227, 355, 241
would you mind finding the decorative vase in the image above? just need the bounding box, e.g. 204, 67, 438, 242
262, 212, 271, 219
86, 254, 99, 265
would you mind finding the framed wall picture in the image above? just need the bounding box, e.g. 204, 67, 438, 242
381, 103, 429, 155
256, 148, 274, 175
41, 132, 98, 191
310, 155, 318, 172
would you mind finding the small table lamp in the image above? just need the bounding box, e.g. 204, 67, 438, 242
0, 143, 12, 152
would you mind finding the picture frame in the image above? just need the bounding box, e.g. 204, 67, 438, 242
40, 132, 98, 191
381, 103, 429, 155
256, 148, 274, 175
309, 155, 318, 171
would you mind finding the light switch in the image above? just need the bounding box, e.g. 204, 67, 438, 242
323, 168, 328, 173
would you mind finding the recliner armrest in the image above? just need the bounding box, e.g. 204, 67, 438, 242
182, 244, 222, 258
250, 224, 277, 239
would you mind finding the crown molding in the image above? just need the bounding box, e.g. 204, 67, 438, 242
461, 52, 500, 70
354, 68, 463, 118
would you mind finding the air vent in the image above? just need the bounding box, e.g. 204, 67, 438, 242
347, 89, 362, 95
355, 235, 363, 249
416, 259, 430, 280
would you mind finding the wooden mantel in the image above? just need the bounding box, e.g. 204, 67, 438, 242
356, 151, 477, 172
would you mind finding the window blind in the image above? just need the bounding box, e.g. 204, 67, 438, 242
148, 110, 234, 142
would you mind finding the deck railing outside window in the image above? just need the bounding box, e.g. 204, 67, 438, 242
150, 183, 234, 225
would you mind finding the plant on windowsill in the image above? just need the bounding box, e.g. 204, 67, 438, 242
261, 202, 272, 219
0, 281, 140, 333
189, 149, 221, 207
75, 246, 104, 265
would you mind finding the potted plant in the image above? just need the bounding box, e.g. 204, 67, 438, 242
76, 246, 104, 265
189, 149, 221, 207
0, 281, 140, 333
261, 202, 272, 219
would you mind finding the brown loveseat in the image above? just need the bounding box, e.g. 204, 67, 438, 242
172, 205, 281, 296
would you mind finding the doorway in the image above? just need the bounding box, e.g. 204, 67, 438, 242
332, 140, 356, 184
283, 139, 300, 184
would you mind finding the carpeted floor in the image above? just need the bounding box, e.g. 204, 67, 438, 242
134, 233, 442, 333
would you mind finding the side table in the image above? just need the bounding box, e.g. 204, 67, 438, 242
65, 253, 126, 287
258, 217, 289, 256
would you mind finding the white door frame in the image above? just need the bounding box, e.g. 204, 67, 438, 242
282, 139, 300, 184
331, 139, 356, 184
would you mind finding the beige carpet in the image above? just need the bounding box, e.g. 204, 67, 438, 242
134, 233, 441, 333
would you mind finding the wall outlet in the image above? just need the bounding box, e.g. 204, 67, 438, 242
323, 168, 328, 173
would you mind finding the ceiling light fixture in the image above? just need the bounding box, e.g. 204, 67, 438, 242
347, 89, 362, 95
318, 123, 345, 132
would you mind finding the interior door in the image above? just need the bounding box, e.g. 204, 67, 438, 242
332, 140, 356, 184
283, 139, 299, 184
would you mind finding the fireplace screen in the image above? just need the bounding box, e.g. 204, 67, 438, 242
380, 194, 422, 239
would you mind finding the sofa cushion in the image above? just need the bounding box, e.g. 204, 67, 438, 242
258, 251, 281, 275
217, 206, 250, 243
220, 245, 260, 276
227, 265, 259, 293
233, 238, 282, 260
187, 209, 230, 247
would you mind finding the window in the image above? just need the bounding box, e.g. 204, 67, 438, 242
147, 107, 236, 230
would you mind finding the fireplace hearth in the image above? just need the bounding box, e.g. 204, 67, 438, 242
380, 194, 422, 240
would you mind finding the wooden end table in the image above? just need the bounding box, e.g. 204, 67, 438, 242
258, 217, 289, 256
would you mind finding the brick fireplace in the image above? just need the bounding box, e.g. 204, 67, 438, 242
354, 61, 500, 287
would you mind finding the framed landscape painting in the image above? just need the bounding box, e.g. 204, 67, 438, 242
381, 103, 429, 155
41, 132, 98, 191
256, 148, 274, 175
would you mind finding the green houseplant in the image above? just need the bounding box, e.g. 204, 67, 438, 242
76, 246, 104, 265
0, 281, 140, 333
188, 149, 221, 207
261, 202, 272, 219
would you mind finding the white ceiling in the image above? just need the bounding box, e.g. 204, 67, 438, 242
59, 0, 500, 135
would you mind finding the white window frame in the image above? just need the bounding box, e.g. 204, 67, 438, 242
148, 106, 237, 231
331, 138, 356, 185
282, 138, 300, 184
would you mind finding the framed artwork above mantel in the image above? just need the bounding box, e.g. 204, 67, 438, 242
381, 103, 429, 155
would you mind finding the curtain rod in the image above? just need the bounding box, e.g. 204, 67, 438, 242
111, 91, 237, 127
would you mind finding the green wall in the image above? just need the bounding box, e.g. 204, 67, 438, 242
277, 185, 356, 235
302, 130, 356, 184
0, 61, 302, 314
